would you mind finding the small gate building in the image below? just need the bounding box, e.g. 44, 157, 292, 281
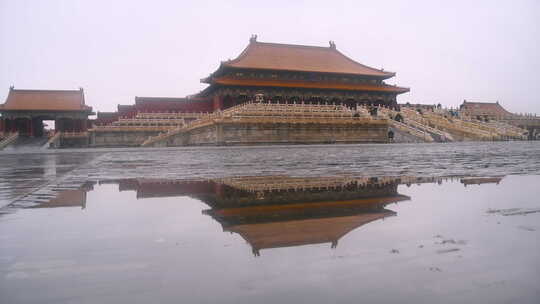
0, 87, 93, 137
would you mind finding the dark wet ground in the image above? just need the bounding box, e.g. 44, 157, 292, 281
1, 141, 540, 209
0, 142, 539, 303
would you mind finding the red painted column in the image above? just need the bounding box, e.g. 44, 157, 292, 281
213, 95, 223, 112
29, 118, 33, 137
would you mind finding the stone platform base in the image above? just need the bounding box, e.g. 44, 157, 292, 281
89, 130, 161, 147
152, 119, 389, 147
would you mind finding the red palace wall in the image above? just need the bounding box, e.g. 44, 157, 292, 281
136, 100, 213, 113
94, 98, 213, 125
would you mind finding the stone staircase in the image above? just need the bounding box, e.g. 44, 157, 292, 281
377, 107, 451, 142
141, 102, 383, 147
91, 111, 213, 135
469, 119, 527, 139
394, 107, 526, 141
140, 126, 186, 147
389, 120, 435, 142
140, 110, 227, 147
422, 113, 495, 140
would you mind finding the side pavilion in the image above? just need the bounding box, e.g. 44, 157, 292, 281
0, 87, 93, 137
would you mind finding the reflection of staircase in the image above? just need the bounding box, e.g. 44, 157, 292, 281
0, 132, 19, 150
2, 135, 49, 151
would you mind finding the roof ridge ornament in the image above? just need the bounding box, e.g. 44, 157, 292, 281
250, 34, 258, 43
329, 40, 336, 49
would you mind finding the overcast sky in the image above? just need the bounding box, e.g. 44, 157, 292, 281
1, 0, 539, 114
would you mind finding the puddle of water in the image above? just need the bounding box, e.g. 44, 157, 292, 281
0, 174, 539, 304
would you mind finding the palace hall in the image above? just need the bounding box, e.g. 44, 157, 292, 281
2, 37, 418, 148
199, 35, 409, 110
96, 36, 409, 122
3, 37, 533, 147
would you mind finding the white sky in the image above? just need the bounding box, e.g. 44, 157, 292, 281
1, 0, 539, 114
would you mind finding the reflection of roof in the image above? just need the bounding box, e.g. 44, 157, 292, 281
220, 40, 394, 78
210, 77, 409, 93
30, 190, 86, 208
114, 178, 215, 198
229, 211, 395, 251
1, 88, 92, 112
208, 195, 408, 254
209, 195, 409, 219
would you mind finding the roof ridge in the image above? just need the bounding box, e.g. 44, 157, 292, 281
2, 87, 90, 112
10, 88, 83, 93
333, 48, 395, 76
225, 42, 253, 65
221, 39, 396, 78
254, 40, 334, 50
227, 40, 335, 66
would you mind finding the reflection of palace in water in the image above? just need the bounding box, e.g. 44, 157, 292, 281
29, 175, 504, 255
107, 176, 411, 256
27, 182, 94, 209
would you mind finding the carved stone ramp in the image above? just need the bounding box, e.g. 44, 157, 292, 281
0, 132, 19, 150
2, 135, 49, 151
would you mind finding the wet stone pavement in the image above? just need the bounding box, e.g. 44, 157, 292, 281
0, 141, 539, 303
